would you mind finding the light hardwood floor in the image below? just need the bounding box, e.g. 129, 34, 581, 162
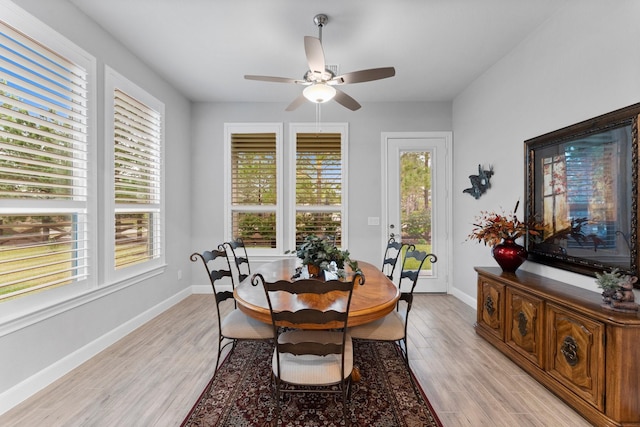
0, 294, 593, 426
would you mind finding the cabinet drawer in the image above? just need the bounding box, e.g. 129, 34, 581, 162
477, 277, 505, 340
506, 288, 544, 368
546, 303, 605, 410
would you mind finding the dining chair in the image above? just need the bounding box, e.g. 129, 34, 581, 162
223, 237, 251, 283
350, 246, 437, 365
190, 247, 272, 373
381, 236, 406, 280
252, 272, 365, 426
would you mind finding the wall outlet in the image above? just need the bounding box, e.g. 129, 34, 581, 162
367, 217, 380, 226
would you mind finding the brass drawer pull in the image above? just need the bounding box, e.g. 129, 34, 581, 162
517, 311, 528, 336
484, 295, 495, 316
560, 336, 579, 366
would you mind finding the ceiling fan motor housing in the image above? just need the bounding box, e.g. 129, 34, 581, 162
303, 68, 335, 84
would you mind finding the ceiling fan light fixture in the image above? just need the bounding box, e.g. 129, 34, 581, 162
303, 83, 336, 103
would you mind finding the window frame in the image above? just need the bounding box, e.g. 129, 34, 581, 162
287, 123, 349, 251
104, 66, 165, 284
0, 1, 97, 316
223, 122, 349, 257
224, 123, 283, 256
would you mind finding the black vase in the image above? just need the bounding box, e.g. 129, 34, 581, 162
491, 238, 527, 272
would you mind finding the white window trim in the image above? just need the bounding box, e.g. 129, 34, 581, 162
223, 123, 283, 256
287, 123, 349, 251
103, 66, 166, 285
0, 0, 98, 326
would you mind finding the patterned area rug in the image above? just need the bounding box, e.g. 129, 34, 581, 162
182, 340, 442, 427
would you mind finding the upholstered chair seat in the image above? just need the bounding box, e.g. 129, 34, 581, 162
273, 330, 353, 385
221, 309, 273, 339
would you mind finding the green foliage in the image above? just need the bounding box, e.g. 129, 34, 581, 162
296, 152, 341, 205
595, 268, 624, 291
294, 212, 342, 243
404, 210, 431, 241
399, 151, 431, 242
235, 213, 276, 248
289, 234, 359, 277
0, 91, 77, 199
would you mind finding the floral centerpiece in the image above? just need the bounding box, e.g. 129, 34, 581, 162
290, 234, 359, 278
468, 201, 543, 247
468, 201, 543, 272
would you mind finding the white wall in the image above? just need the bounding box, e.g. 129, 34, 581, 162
190, 101, 452, 275
0, 0, 193, 412
451, 0, 640, 303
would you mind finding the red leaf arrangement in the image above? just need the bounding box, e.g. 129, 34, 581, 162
468, 201, 543, 247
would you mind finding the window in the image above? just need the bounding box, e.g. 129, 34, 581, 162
0, 15, 94, 300
225, 123, 347, 255
105, 67, 164, 278
294, 131, 344, 246
225, 123, 282, 252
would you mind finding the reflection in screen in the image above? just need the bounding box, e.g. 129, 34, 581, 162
536, 126, 632, 268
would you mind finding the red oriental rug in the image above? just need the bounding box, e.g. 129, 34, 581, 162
182, 339, 442, 427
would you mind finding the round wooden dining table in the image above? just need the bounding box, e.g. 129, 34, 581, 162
234, 258, 400, 328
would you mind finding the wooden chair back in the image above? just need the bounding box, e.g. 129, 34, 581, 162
381, 236, 406, 280
190, 246, 236, 323
223, 238, 251, 283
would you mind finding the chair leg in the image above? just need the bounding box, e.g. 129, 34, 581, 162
402, 336, 409, 365
214, 336, 223, 372
273, 376, 282, 425
215, 337, 238, 373
342, 377, 351, 426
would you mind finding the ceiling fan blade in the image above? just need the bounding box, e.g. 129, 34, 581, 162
244, 75, 300, 84
285, 93, 307, 111
331, 67, 396, 84
333, 88, 361, 111
304, 36, 326, 75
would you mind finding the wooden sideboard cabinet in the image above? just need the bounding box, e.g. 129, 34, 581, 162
475, 267, 640, 427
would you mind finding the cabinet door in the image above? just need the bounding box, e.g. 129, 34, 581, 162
506, 288, 544, 368
477, 276, 505, 340
546, 303, 605, 410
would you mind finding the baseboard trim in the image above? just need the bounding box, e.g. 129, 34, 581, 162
450, 286, 476, 309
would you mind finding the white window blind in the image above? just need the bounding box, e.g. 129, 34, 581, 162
295, 132, 343, 246
230, 132, 277, 248
0, 18, 90, 299
113, 89, 162, 269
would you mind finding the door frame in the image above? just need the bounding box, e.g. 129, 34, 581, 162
381, 131, 453, 293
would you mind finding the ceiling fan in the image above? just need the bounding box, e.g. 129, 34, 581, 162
244, 14, 396, 111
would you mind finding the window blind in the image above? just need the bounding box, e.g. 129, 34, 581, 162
230, 132, 276, 205
113, 89, 161, 269
295, 132, 342, 246
0, 19, 89, 299
229, 132, 277, 248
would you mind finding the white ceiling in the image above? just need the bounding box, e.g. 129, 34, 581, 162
68, 0, 571, 104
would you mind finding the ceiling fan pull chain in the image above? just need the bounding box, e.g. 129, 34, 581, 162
315, 103, 321, 132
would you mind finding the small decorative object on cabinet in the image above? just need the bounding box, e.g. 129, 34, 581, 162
595, 268, 639, 312
475, 267, 640, 426
491, 238, 528, 273
468, 201, 543, 272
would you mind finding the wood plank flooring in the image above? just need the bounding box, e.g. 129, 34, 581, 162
0, 294, 593, 426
